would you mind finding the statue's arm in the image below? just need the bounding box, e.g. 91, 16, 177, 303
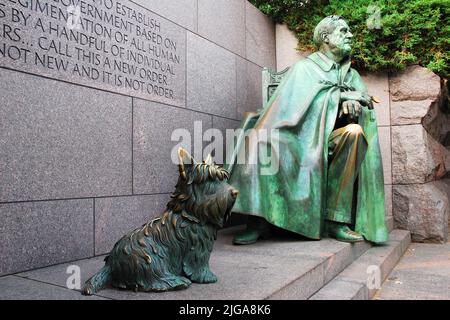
338, 69, 372, 119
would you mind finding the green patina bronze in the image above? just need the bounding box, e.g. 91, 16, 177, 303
228, 16, 388, 244
82, 148, 238, 295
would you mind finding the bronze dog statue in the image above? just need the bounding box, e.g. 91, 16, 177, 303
82, 148, 238, 295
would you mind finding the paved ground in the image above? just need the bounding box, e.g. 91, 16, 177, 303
374, 241, 450, 300
0, 226, 372, 300
0, 224, 446, 300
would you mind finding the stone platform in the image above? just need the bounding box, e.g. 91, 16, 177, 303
374, 241, 450, 300
0, 220, 411, 300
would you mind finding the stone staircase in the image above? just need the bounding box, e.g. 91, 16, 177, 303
1, 216, 410, 300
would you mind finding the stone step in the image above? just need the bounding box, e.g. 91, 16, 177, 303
309, 229, 411, 300
8, 225, 377, 300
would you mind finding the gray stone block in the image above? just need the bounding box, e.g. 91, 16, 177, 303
337, 231, 409, 298
187, 32, 237, 118
377, 126, 392, 185
236, 57, 263, 119
386, 216, 394, 232
18, 255, 107, 291
0, 0, 186, 107
0, 199, 93, 276
375, 269, 450, 300
267, 262, 324, 300
391, 242, 450, 277
375, 243, 450, 300
361, 73, 390, 126
0, 69, 132, 202
393, 183, 448, 243
198, 0, 246, 56
391, 99, 436, 125
91, 249, 324, 300
309, 279, 368, 300
392, 125, 447, 184
322, 241, 371, 284
385, 184, 393, 217
275, 24, 307, 71
388, 229, 411, 254
95, 194, 170, 255
133, 98, 212, 194
389, 65, 441, 102
245, 2, 276, 69
0, 276, 106, 300
131, 0, 198, 32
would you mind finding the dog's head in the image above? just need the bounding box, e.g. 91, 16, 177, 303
167, 148, 238, 228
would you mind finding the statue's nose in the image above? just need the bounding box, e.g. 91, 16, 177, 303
231, 189, 239, 199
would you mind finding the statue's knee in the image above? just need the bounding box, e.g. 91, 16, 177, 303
345, 124, 363, 136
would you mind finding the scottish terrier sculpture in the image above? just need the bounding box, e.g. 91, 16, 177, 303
82, 148, 238, 295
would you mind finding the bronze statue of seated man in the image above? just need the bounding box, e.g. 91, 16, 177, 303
228, 16, 388, 245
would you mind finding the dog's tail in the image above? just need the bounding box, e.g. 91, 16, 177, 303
82, 264, 111, 295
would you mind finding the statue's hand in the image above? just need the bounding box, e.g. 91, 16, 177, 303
340, 91, 371, 106
339, 100, 361, 121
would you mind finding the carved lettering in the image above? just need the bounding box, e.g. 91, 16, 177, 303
0, 0, 185, 106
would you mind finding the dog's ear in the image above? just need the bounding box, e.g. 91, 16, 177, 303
204, 153, 214, 166
178, 147, 196, 179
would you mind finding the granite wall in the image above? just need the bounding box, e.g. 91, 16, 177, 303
0, 0, 276, 275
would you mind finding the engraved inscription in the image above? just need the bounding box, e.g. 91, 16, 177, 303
0, 0, 186, 106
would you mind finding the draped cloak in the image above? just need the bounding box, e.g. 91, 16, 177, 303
227, 52, 389, 244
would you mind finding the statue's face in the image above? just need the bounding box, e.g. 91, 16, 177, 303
326, 20, 353, 56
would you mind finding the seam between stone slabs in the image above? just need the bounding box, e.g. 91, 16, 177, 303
93, 198, 96, 256
235, 55, 239, 119
388, 74, 394, 196
306, 243, 371, 298
390, 181, 443, 186
309, 279, 368, 300
12, 274, 113, 300
196, 0, 199, 33
333, 234, 408, 284
310, 231, 410, 299
131, 97, 135, 196
263, 242, 371, 299
0, 66, 241, 123
390, 123, 428, 127
185, 27, 189, 112
0, 254, 106, 279
265, 262, 325, 299
0, 192, 172, 206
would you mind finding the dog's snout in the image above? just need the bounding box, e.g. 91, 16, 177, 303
231, 189, 239, 199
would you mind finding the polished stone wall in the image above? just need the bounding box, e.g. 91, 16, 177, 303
0, 0, 276, 275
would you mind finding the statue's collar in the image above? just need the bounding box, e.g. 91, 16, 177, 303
307, 51, 351, 72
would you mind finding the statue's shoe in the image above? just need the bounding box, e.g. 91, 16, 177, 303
327, 222, 364, 243
233, 229, 265, 244
233, 224, 271, 245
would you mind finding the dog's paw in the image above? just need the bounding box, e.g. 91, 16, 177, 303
202, 271, 218, 283
190, 269, 218, 284
82, 283, 95, 296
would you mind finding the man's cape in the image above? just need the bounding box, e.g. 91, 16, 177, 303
227, 52, 388, 243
